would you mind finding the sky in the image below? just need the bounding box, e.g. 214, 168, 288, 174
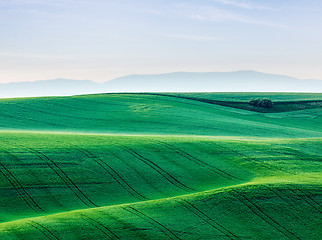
0, 0, 322, 83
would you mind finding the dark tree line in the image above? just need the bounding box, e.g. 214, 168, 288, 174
249, 98, 273, 108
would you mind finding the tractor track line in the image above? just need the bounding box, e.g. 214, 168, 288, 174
0, 155, 43, 212
231, 191, 300, 240
26, 221, 59, 240
286, 186, 322, 213
176, 199, 241, 240
73, 146, 148, 201
263, 185, 299, 211
0, 166, 38, 212
78, 213, 120, 240
28, 148, 98, 208
214, 143, 294, 174
158, 141, 241, 181
97, 210, 151, 239
123, 206, 181, 240
119, 145, 194, 192
108, 149, 166, 195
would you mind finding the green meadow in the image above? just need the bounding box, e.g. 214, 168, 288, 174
0, 93, 321, 239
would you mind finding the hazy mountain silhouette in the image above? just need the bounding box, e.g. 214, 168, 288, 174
104, 71, 322, 92
1, 71, 322, 98
0, 79, 104, 98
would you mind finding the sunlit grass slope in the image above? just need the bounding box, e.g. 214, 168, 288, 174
0, 93, 322, 137
0, 177, 321, 239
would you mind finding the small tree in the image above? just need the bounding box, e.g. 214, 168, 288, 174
249, 98, 261, 107
260, 98, 273, 108
249, 98, 273, 108
254, 98, 261, 107
249, 98, 256, 106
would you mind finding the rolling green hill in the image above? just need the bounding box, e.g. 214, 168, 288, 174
0, 93, 321, 239
1, 93, 322, 137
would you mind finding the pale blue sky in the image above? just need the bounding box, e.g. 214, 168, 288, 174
1, 0, 322, 82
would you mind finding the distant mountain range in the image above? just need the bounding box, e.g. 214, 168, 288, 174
1, 71, 322, 98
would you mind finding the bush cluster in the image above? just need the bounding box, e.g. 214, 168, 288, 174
249, 98, 273, 108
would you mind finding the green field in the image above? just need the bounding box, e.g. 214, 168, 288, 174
0, 93, 321, 239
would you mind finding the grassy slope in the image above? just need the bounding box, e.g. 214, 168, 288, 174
0, 133, 321, 239
1, 181, 320, 240
0, 93, 322, 137
0, 93, 321, 239
0, 132, 252, 222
